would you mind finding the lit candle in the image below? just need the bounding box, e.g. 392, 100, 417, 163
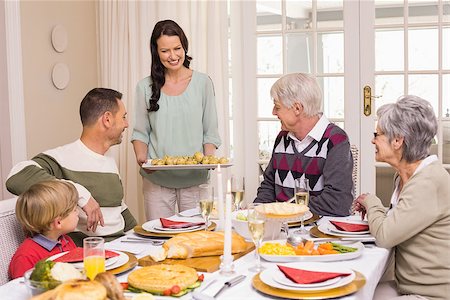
216, 164, 224, 230
223, 179, 233, 265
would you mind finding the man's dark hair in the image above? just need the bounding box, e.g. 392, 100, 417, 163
79, 88, 123, 126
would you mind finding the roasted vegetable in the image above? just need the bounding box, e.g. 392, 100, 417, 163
330, 242, 358, 253
30, 260, 60, 290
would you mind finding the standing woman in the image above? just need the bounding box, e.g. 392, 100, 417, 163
131, 20, 221, 220
354, 95, 450, 300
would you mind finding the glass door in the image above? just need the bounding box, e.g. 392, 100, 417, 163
232, 0, 449, 204
361, 0, 450, 204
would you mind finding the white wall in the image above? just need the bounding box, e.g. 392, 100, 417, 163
20, 0, 98, 157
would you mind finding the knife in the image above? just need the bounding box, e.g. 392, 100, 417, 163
213, 275, 246, 298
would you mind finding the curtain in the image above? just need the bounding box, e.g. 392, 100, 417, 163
97, 1, 229, 223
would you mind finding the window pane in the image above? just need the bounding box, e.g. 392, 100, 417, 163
229, 120, 234, 159
317, 0, 343, 28
408, 0, 438, 24
258, 78, 278, 118
229, 78, 233, 118
408, 28, 438, 71
317, 32, 344, 73
444, 27, 450, 70
317, 76, 344, 118
375, 29, 404, 71
444, 2, 450, 22
258, 121, 281, 160
286, 0, 312, 30
257, 35, 282, 74
443, 74, 450, 118
257, 0, 282, 31
375, 75, 404, 111
375, 0, 404, 25
408, 74, 438, 116
286, 33, 313, 73
444, 121, 450, 164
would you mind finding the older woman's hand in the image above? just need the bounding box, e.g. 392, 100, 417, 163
353, 193, 369, 220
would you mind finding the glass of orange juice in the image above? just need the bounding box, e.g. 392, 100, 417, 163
83, 237, 105, 280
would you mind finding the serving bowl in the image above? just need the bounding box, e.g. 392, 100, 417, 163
23, 268, 61, 296
231, 210, 281, 241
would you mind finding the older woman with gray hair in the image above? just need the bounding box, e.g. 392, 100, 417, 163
255, 73, 354, 217
354, 95, 450, 300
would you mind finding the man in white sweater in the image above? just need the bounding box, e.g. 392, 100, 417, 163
6, 88, 137, 245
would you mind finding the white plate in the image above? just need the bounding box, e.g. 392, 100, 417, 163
153, 225, 202, 232
142, 163, 232, 170
47, 250, 127, 271
273, 273, 341, 288
287, 211, 314, 224
178, 208, 202, 217
105, 251, 129, 270
329, 220, 370, 235
260, 241, 364, 263
259, 262, 356, 292
142, 217, 206, 233
318, 222, 374, 239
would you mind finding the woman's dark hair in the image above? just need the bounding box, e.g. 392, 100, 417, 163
149, 19, 192, 112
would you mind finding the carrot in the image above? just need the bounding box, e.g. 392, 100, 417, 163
318, 242, 333, 250
318, 248, 339, 255
295, 248, 312, 255
304, 240, 315, 251
311, 249, 320, 255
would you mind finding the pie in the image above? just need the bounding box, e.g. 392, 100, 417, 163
31, 279, 107, 300
127, 264, 198, 294
255, 202, 309, 218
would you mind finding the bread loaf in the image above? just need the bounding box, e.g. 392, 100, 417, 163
162, 231, 247, 259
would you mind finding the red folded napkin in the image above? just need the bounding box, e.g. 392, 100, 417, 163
53, 247, 119, 263
159, 218, 205, 229
278, 265, 351, 284
330, 220, 369, 232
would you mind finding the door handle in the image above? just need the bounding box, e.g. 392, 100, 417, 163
363, 86, 381, 116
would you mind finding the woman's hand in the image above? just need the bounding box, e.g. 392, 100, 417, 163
132, 140, 149, 166
352, 193, 369, 220
136, 154, 147, 166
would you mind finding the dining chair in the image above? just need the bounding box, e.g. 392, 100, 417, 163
350, 144, 359, 197
0, 198, 25, 285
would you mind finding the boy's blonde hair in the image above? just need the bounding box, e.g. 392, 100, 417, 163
15, 180, 78, 236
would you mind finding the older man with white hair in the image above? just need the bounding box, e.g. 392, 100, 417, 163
255, 73, 354, 217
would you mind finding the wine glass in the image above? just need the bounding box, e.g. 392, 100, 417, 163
199, 184, 214, 231
247, 203, 265, 272
231, 175, 245, 211
294, 178, 310, 234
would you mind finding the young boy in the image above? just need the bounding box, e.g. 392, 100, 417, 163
9, 180, 79, 279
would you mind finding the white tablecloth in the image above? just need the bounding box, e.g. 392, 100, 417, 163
0, 216, 392, 300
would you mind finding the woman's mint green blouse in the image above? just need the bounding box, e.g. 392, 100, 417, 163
131, 70, 222, 188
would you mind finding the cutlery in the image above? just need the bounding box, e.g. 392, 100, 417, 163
191, 275, 246, 300
198, 279, 218, 292
213, 275, 246, 298
126, 236, 164, 241
121, 240, 164, 245
287, 235, 374, 246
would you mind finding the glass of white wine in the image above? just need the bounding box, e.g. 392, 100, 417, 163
247, 203, 265, 272
294, 178, 310, 234
199, 184, 214, 231
231, 175, 245, 211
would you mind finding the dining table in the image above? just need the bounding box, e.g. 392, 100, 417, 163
0, 215, 392, 300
